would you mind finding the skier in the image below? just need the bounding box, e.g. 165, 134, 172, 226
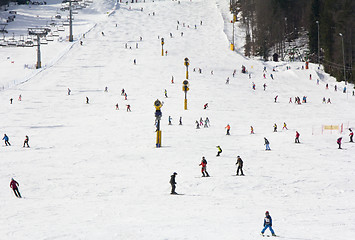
327, 98, 331, 104
68, 88, 71, 95
216, 146, 222, 157
18, 94, 22, 101
170, 172, 177, 194
10, 98, 13, 104
335, 85, 337, 91
124, 93, 128, 100
126, 104, 131, 112
179, 117, 182, 125
270, 74, 274, 80
250, 126, 254, 134
274, 95, 278, 103
273, 123, 277, 132
10, 178, 21, 198
168, 116, 172, 125
326, 83, 328, 89
171, 76, 174, 84
205, 117, 210, 126
349, 129, 354, 142
196, 120, 200, 129
309, 74, 312, 80
204, 119, 209, 128
115, 103, 119, 110
133, 59, 136, 65
289, 97, 292, 103
223, 124, 231, 135
337, 137, 342, 149
86, 97, 89, 104
204, 103, 208, 109
263, 83, 267, 91
164, 89, 168, 98
261, 211, 276, 236
282, 122, 288, 130
23, 135, 29, 148
200, 117, 204, 126
322, 97, 326, 103
2, 134, 11, 146
264, 137, 271, 150
295, 131, 300, 143
236, 156, 244, 176
121, 88, 125, 95
104, 86, 108, 92
199, 157, 210, 177
226, 77, 229, 84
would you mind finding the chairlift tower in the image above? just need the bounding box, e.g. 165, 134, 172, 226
28, 27, 50, 69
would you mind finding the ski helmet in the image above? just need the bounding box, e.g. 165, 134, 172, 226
265, 211, 269, 214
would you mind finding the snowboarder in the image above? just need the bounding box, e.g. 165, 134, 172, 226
273, 123, 277, 132
261, 211, 276, 236
295, 131, 300, 143
86, 97, 89, 104
204, 103, 208, 109
23, 135, 29, 148
168, 116, 172, 125
282, 122, 288, 130
10, 178, 21, 198
2, 134, 10, 146
225, 124, 231, 135
170, 172, 177, 194
236, 156, 244, 176
199, 157, 210, 177
337, 137, 342, 149
250, 126, 254, 134
349, 129, 354, 142
164, 89, 168, 98
264, 137, 271, 150
216, 146, 222, 157
179, 117, 182, 125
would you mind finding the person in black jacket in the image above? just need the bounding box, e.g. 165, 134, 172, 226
236, 156, 244, 176
170, 172, 177, 194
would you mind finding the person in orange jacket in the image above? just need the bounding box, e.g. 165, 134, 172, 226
225, 124, 231, 135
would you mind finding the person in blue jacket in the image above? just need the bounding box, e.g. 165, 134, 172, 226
261, 211, 276, 236
3, 134, 11, 146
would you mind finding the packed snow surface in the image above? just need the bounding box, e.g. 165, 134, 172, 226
1, 0, 355, 239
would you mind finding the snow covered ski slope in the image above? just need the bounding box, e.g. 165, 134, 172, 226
0, 0, 355, 239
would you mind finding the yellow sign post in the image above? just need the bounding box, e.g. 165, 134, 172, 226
161, 38, 164, 56
184, 57, 189, 79
154, 99, 163, 147
182, 80, 189, 110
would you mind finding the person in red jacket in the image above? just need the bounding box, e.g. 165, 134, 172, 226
349, 129, 354, 142
295, 131, 300, 143
199, 157, 210, 177
10, 178, 21, 198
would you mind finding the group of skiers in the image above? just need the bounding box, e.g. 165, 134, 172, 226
2, 134, 29, 148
